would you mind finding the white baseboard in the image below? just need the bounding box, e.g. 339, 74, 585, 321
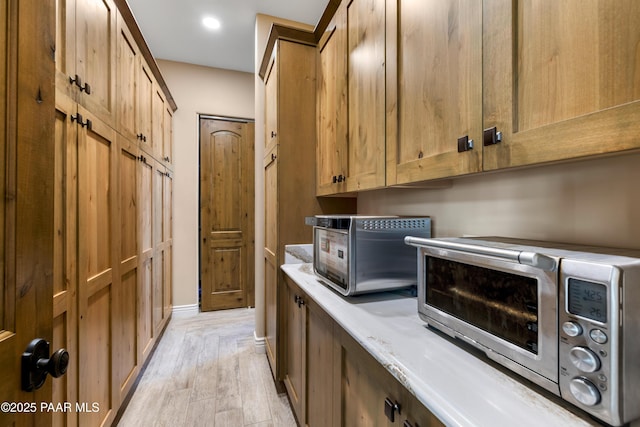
172, 304, 199, 318
254, 331, 266, 354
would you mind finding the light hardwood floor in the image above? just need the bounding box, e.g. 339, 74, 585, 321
117, 308, 296, 427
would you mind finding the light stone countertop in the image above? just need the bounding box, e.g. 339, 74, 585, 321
284, 244, 313, 264
281, 262, 605, 427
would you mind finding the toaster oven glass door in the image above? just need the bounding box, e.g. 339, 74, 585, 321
314, 228, 349, 290
426, 256, 539, 353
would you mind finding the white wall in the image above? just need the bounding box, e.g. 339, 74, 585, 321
358, 152, 640, 249
156, 59, 254, 308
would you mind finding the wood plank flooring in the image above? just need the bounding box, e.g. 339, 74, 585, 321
117, 308, 296, 427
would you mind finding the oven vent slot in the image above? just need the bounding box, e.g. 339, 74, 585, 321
361, 219, 430, 231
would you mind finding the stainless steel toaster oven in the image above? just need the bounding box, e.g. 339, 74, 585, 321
405, 236, 640, 426
305, 215, 431, 296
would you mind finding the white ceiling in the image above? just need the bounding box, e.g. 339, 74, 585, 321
125, 0, 329, 73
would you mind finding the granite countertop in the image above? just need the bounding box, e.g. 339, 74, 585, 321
281, 261, 604, 427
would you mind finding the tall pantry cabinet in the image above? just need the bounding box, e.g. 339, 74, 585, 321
259, 25, 356, 383
53, 0, 176, 425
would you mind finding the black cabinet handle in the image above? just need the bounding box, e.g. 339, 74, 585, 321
71, 113, 91, 130
69, 74, 91, 94
457, 135, 474, 152
271, 131, 277, 138
483, 127, 502, 146
271, 153, 277, 161
384, 398, 401, 422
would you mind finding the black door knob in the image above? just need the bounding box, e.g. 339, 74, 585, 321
21, 339, 69, 391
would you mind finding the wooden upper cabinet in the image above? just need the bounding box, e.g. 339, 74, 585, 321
74, 0, 117, 126
55, 0, 77, 98
116, 12, 139, 142
152, 87, 166, 157
163, 106, 174, 166
265, 55, 279, 152
137, 59, 154, 152
483, 0, 640, 170
346, 0, 387, 192
317, 2, 349, 196
386, 0, 482, 185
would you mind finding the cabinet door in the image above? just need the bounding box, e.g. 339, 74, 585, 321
264, 145, 279, 375
53, 91, 79, 427
55, 0, 78, 98
317, 4, 349, 196
340, 330, 400, 426
400, 387, 445, 427
152, 87, 165, 158
162, 169, 173, 319
75, 0, 116, 126
137, 60, 154, 152
77, 106, 118, 427
116, 136, 140, 402
284, 279, 306, 423
386, 0, 482, 185
163, 106, 174, 165
138, 152, 155, 360
152, 159, 166, 333
116, 13, 139, 142
265, 54, 279, 152
484, 0, 640, 170
346, 0, 386, 192
306, 300, 339, 427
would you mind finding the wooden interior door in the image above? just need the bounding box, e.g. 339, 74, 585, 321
1, 1, 56, 426
199, 117, 255, 311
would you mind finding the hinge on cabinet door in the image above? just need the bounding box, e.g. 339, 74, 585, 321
483, 127, 502, 146
457, 135, 474, 152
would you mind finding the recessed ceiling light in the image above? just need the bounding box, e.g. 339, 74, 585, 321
202, 16, 221, 31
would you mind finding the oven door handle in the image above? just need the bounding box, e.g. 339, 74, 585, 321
404, 237, 557, 272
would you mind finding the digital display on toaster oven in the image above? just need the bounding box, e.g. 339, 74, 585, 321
568, 278, 607, 323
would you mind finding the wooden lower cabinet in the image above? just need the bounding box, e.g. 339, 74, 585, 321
283, 276, 443, 427
284, 280, 306, 422
53, 90, 173, 426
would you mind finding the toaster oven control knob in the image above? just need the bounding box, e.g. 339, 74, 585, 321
569, 347, 601, 373
569, 377, 601, 406
562, 321, 583, 337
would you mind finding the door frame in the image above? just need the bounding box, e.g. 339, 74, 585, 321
197, 114, 256, 311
